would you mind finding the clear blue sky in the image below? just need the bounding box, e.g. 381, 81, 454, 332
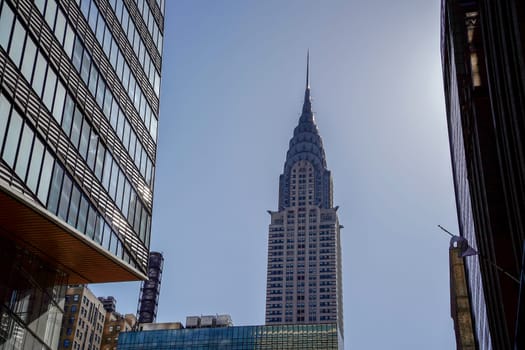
92, 1, 458, 348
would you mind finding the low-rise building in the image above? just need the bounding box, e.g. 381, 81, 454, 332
118, 323, 340, 349
101, 312, 136, 350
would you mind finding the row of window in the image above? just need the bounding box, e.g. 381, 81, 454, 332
269, 228, 333, 238
0, 3, 152, 244
76, 0, 159, 136
269, 308, 326, 316
80, 0, 160, 100
103, 0, 161, 95
129, 0, 163, 54
0, 89, 134, 267
34, 0, 156, 189
267, 315, 333, 323
71, 36, 154, 186
269, 242, 333, 249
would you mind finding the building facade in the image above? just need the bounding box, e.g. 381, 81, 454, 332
58, 285, 106, 350
118, 324, 341, 350
0, 0, 164, 348
98, 296, 117, 314
100, 312, 136, 350
264, 57, 343, 343
441, 0, 525, 348
137, 251, 164, 324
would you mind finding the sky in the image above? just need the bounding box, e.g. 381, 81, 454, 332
92, 1, 459, 348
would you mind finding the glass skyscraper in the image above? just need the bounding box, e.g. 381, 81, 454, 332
264, 55, 344, 345
0, 0, 164, 348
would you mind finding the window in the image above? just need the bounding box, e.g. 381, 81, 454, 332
9, 20, 25, 67
32, 53, 47, 96
42, 68, 57, 111
58, 175, 73, 220
0, 3, 14, 49
14, 124, 34, 181
0, 95, 9, 148
47, 164, 64, 213
52, 82, 66, 123
27, 138, 44, 193
77, 197, 89, 233
62, 95, 75, 136
37, 151, 54, 203
21, 38, 37, 82
3, 109, 22, 168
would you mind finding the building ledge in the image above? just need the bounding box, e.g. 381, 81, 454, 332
0, 184, 147, 284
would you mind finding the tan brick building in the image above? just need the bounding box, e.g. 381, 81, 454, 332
58, 285, 106, 350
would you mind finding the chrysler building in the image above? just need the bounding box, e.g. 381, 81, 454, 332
265, 54, 344, 342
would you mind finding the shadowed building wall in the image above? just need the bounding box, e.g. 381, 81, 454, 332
441, 0, 525, 348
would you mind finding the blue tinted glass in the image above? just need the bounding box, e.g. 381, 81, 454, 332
47, 164, 64, 213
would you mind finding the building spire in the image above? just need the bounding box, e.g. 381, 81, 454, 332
306, 50, 310, 89
303, 51, 312, 114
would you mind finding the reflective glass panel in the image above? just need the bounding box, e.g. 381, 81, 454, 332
0, 3, 14, 49
3, 109, 22, 168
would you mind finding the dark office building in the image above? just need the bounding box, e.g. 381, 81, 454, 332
0, 0, 164, 348
441, 1, 525, 348
137, 251, 164, 324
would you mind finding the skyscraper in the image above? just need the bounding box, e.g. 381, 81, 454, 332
265, 55, 343, 342
441, 0, 525, 348
0, 0, 164, 348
